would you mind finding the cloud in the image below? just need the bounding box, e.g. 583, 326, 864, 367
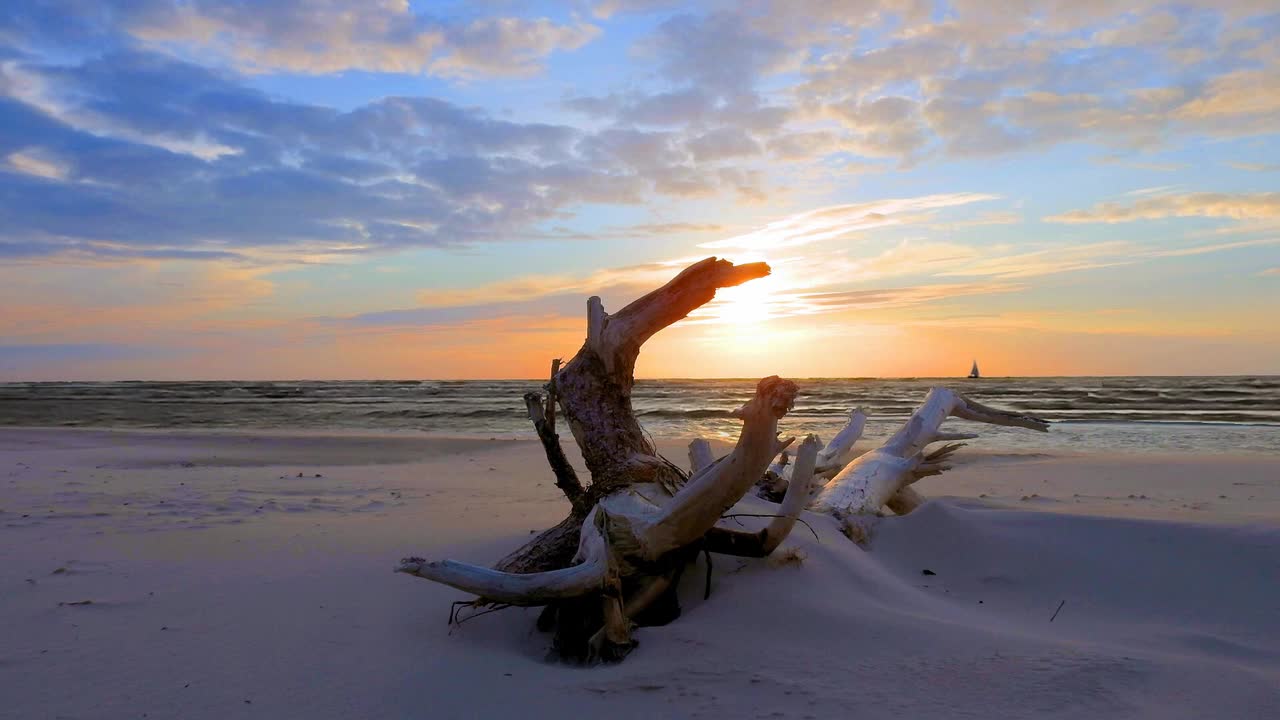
765, 131, 850, 161
904, 308, 1242, 339
0, 343, 156, 367
374, 254, 1023, 330
700, 193, 999, 251
937, 237, 1279, 279
824, 95, 932, 161
414, 262, 679, 308
5, 149, 67, 179
338, 264, 686, 331
5, 1, 598, 79
1094, 154, 1189, 172
646, 11, 790, 94
591, 0, 683, 19
936, 241, 1141, 279
1149, 237, 1278, 258
374, 192, 1037, 330
1046, 192, 1280, 223
10, 0, 1280, 181
0, 48, 770, 261
1227, 162, 1280, 172
549, 0, 1280, 192
611, 222, 729, 236
1174, 67, 1280, 134
778, 281, 1023, 314
788, 1, 1280, 161
928, 210, 1021, 229
0, 258, 278, 347
425, 17, 600, 80
686, 126, 761, 162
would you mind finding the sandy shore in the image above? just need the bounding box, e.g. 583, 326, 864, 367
2, 428, 1277, 719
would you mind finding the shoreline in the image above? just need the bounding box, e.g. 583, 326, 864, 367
2, 423, 1278, 455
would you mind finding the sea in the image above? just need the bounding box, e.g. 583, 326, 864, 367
1, 377, 1277, 455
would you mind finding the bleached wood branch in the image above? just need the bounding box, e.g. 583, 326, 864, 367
587, 510, 635, 663
816, 408, 866, 471
812, 387, 1048, 518
396, 512, 610, 605
688, 438, 715, 474
706, 433, 820, 557
878, 388, 1046, 460
599, 258, 770, 364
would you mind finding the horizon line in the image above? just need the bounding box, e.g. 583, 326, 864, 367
3, 374, 1277, 383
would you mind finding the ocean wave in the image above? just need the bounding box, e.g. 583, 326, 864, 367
3, 378, 1279, 454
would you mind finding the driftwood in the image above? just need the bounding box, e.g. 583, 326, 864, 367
398, 258, 816, 663
397, 257, 1051, 663
772, 387, 1045, 542
811, 387, 1048, 528
697, 388, 1050, 542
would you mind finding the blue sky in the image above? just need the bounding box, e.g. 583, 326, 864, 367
0, 0, 1277, 379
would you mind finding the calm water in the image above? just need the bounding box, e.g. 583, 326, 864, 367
1, 377, 1277, 454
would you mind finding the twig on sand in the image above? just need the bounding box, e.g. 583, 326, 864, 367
448, 599, 513, 630
722, 513, 821, 542
1049, 599, 1066, 622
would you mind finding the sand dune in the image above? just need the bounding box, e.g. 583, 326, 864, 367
2, 428, 1277, 719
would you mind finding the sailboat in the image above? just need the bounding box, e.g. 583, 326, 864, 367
968, 360, 981, 379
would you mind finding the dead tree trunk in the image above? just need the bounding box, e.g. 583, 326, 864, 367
397, 258, 813, 663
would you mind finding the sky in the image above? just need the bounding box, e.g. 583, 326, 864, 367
0, 0, 1277, 380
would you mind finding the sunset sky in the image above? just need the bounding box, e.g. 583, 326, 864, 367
1, 1, 1277, 380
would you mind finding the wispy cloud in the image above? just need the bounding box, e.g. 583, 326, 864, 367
1226, 162, 1280, 172
700, 193, 998, 251
905, 308, 1240, 339
1095, 155, 1188, 173
936, 241, 1139, 279
1046, 192, 1280, 224
415, 262, 680, 308
927, 210, 1021, 229
5, 150, 67, 180
937, 237, 1279, 279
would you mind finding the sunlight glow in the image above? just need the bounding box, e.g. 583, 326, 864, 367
710, 283, 775, 325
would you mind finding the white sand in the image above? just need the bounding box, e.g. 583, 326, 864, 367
2, 428, 1277, 719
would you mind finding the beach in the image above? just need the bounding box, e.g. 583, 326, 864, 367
2, 428, 1277, 719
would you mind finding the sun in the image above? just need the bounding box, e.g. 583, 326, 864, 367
712, 283, 774, 325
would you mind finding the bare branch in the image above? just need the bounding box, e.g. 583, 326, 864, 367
524, 391, 585, 511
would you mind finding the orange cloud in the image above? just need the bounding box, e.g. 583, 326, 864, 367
1046, 192, 1280, 223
